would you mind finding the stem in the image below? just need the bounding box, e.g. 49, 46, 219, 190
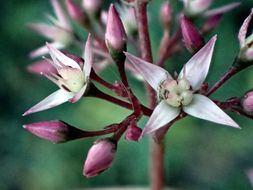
206, 66, 238, 96
135, 1, 164, 189
88, 86, 152, 116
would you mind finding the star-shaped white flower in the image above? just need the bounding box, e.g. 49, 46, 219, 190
23, 34, 92, 116
29, 0, 74, 58
125, 35, 240, 136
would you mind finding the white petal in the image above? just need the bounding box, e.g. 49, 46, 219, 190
29, 42, 64, 58
183, 94, 240, 128
179, 35, 217, 90
83, 34, 92, 77
28, 23, 61, 40
124, 52, 172, 90
69, 84, 88, 103
46, 43, 81, 69
204, 3, 240, 17
238, 8, 253, 48
142, 100, 180, 136
23, 89, 73, 116
50, 0, 71, 30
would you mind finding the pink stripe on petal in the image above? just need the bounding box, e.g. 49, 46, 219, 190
84, 34, 92, 76
179, 35, 216, 91
183, 94, 240, 128
141, 100, 180, 136
125, 52, 171, 90
23, 89, 73, 116
204, 2, 240, 17
238, 8, 253, 48
46, 43, 81, 69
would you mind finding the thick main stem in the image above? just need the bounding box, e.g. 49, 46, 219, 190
135, 1, 164, 189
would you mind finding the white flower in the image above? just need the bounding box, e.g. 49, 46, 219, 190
23, 34, 92, 116
125, 35, 240, 136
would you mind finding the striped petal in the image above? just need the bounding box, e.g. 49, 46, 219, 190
179, 35, 216, 91
125, 52, 171, 91
142, 100, 180, 136
83, 34, 92, 76
23, 89, 73, 116
183, 94, 240, 128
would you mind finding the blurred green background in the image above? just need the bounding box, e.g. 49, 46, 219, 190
1, 0, 253, 189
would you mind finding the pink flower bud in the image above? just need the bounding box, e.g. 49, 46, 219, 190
65, 0, 87, 25
125, 126, 142, 142
82, 0, 102, 15
160, 1, 172, 30
241, 90, 253, 114
180, 15, 204, 53
83, 139, 117, 177
105, 4, 127, 54
23, 120, 83, 143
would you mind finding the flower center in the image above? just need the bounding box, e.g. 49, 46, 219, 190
159, 78, 193, 107
58, 68, 86, 93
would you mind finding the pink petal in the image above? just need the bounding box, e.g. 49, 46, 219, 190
23, 89, 73, 116
178, 35, 217, 91
27, 59, 57, 75
28, 23, 61, 40
141, 100, 180, 136
29, 42, 64, 58
69, 84, 88, 103
50, 0, 71, 30
204, 2, 240, 17
238, 8, 253, 48
124, 52, 171, 90
245, 47, 253, 60
84, 34, 92, 76
46, 43, 81, 69
183, 94, 240, 128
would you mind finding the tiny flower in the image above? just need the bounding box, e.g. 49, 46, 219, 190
160, 1, 172, 30
125, 35, 240, 136
23, 120, 83, 143
180, 15, 204, 53
29, 0, 74, 58
105, 4, 127, 55
238, 9, 253, 61
241, 90, 253, 114
183, 0, 213, 17
83, 138, 117, 177
82, 0, 102, 16
23, 34, 93, 116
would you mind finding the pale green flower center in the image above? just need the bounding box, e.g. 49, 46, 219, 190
58, 68, 86, 93
159, 78, 193, 107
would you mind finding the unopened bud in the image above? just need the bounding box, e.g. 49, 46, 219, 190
82, 0, 102, 17
125, 125, 142, 142
105, 4, 127, 62
160, 1, 172, 30
183, 0, 212, 17
180, 15, 204, 53
23, 120, 83, 143
241, 90, 253, 114
83, 138, 117, 177
65, 0, 89, 27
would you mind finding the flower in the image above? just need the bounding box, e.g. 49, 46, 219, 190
125, 35, 240, 136
83, 139, 117, 177
238, 8, 253, 61
23, 34, 92, 116
29, 0, 74, 58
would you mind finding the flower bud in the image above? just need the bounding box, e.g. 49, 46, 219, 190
83, 138, 117, 177
183, 0, 212, 17
105, 4, 127, 61
180, 15, 204, 53
125, 126, 142, 142
82, 0, 102, 16
241, 90, 253, 114
23, 120, 83, 143
65, 0, 89, 27
160, 1, 172, 30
